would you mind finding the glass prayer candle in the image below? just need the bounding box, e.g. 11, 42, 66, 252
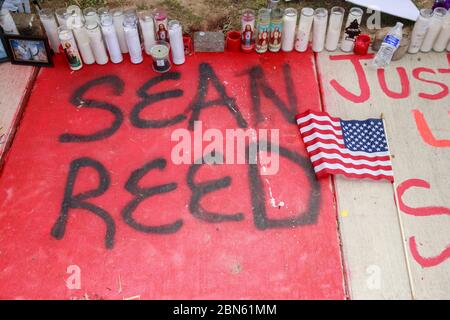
354, 34, 371, 55
241, 9, 255, 52
409, 8, 434, 53
72, 19, 96, 65
124, 8, 138, 20
150, 41, 171, 73
111, 9, 129, 53
58, 26, 83, 70
169, 20, 185, 65
83, 7, 100, 25
269, 8, 283, 52
325, 6, 345, 51
421, 7, 448, 52
154, 8, 169, 42
341, 7, 363, 52
139, 10, 156, 55
281, 8, 298, 52
86, 21, 109, 65
0, 8, 19, 34
100, 13, 123, 63
433, 13, 450, 51
256, 8, 270, 53
55, 8, 69, 27
267, 0, 280, 10
39, 8, 60, 53
312, 8, 328, 52
295, 7, 314, 52
97, 7, 110, 17
123, 15, 143, 64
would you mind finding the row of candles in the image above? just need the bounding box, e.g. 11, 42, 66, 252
37, 6, 184, 71
236, 6, 450, 55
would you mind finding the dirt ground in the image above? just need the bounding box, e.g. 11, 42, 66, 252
40, 0, 435, 33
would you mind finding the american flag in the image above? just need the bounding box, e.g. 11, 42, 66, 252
296, 110, 394, 182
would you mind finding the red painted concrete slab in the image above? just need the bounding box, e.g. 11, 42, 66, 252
0, 52, 344, 299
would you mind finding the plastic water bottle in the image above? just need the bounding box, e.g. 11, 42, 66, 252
373, 22, 404, 68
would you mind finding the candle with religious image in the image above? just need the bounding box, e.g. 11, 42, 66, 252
139, 10, 156, 55
295, 7, 314, 52
341, 7, 363, 52
39, 8, 60, 53
312, 8, 328, 52
112, 8, 129, 53
281, 8, 298, 52
255, 8, 270, 53
123, 15, 143, 64
86, 21, 109, 65
169, 20, 185, 65
100, 13, 123, 63
154, 9, 169, 42
409, 8, 434, 53
58, 26, 83, 70
0, 8, 19, 34
241, 9, 255, 52
433, 13, 450, 51
269, 8, 283, 52
325, 6, 345, 51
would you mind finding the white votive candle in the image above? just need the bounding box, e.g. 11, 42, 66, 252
86, 22, 108, 65
325, 6, 345, 51
281, 8, 298, 52
295, 7, 314, 52
312, 8, 328, 52
169, 20, 185, 65
100, 13, 123, 63
139, 10, 156, 55
39, 8, 60, 53
421, 7, 447, 52
433, 14, 450, 52
123, 16, 143, 64
341, 7, 363, 52
112, 9, 129, 53
0, 9, 19, 34
409, 8, 434, 53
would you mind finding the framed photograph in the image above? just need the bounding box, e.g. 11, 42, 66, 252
4, 34, 53, 67
0, 27, 10, 64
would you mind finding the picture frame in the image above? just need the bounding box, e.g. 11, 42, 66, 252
0, 27, 10, 64
4, 34, 53, 67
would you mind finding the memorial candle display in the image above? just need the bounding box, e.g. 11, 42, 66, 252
312, 8, 328, 53
55, 8, 69, 27
341, 7, 363, 52
83, 7, 100, 25
58, 26, 83, 70
241, 9, 255, 52
169, 20, 185, 65
325, 6, 345, 51
154, 9, 169, 42
112, 9, 128, 53
269, 8, 283, 52
123, 15, 143, 64
0, 8, 19, 34
100, 13, 123, 63
256, 8, 270, 53
139, 10, 156, 55
281, 8, 298, 52
86, 21, 109, 65
39, 9, 60, 53
295, 7, 314, 52
150, 41, 171, 73
421, 7, 448, 52
409, 8, 434, 53
72, 19, 96, 65
433, 13, 450, 51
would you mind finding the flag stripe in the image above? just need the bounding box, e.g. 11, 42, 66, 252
310, 152, 393, 167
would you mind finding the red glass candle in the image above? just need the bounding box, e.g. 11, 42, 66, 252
354, 34, 371, 55
226, 31, 241, 52
183, 35, 193, 56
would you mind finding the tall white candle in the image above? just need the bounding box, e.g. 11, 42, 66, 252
139, 10, 156, 55
295, 7, 314, 52
281, 8, 298, 52
123, 16, 143, 64
55, 8, 69, 27
0, 9, 19, 34
72, 20, 96, 65
100, 13, 123, 63
39, 9, 60, 53
86, 22, 108, 65
409, 8, 434, 53
112, 9, 129, 53
433, 14, 450, 52
169, 20, 185, 65
312, 8, 328, 53
341, 7, 363, 52
83, 7, 100, 25
421, 7, 448, 52
325, 6, 345, 51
